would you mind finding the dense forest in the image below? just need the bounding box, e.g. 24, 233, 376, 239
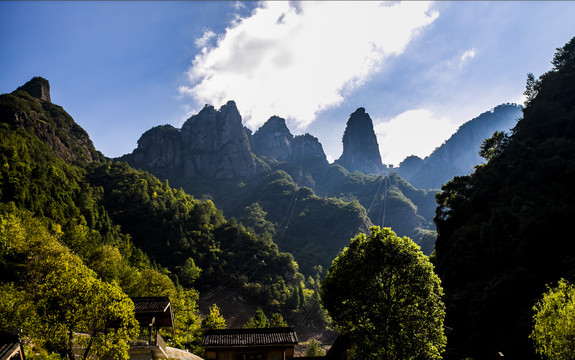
434, 37, 575, 359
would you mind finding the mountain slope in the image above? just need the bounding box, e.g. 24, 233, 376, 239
0, 78, 318, 331
0, 77, 105, 164
397, 103, 522, 189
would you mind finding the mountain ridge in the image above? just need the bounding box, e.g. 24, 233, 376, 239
396, 103, 522, 189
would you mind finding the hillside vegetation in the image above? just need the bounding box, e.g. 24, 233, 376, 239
0, 81, 326, 358
433, 37, 575, 359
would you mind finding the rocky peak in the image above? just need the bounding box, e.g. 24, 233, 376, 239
251, 116, 293, 161
132, 125, 182, 171
178, 101, 264, 179
290, 134, 328, 167
18, 76, 51, 103
128, 101, 266, 180
335, 108, 385, 174
1, 77, 104, 164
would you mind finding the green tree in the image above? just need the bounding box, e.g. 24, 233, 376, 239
201, 304, 226, 330
531, 279, 575, 360
321, 226, 446, 360
0, 211, 139, 360
178, 257, 202, 287
479, 131, 510, 162
304, 339, 325, 357
269, 313, 288, 327
523, 72, 540, 106
244, 308, 269, 329
165, 287, 202, 352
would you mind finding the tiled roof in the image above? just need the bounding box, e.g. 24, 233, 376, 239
132, 297, 171, 313
202, 327, 298, 348
0, 333, 21, 360
131, 297, 174, 328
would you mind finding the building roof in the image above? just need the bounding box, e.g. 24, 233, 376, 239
0, 333, 22, 360
202, 327, 298, 348
131, 296, 174, 328
132, 296, 171, 313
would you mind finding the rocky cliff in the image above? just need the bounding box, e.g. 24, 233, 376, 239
249, 116, 329, 168
18, 76, 51, 103
335, 108, 385, 174
130, 125, 183, 179
251, 116, 293, 161
290, 134, 328, 167
181, 101, 264, 179
127, 101, 266, 180
397, 103, 522, 189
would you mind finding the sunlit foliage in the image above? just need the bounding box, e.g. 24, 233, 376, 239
322, 226, 446, 360
531, 279, 575, 360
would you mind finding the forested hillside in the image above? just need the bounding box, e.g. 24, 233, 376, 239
122, 104, 439, 274
0, 78, 327, 358
433, 37, 575, 359
397, 103, 522, 190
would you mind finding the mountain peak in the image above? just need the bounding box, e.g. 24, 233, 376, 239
335, 107, 385, 174
251, 116, 293, 161
18, 76, 51, 103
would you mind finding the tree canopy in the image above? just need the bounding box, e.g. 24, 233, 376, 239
433, 37, 575, 359
531, 279, 575, 360
0, 209, 139, 360
244, 308, 269, 329
321, 226, 446, 360
201, 304, 227, 330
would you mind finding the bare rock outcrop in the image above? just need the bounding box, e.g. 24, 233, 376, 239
180, 101, 263, 179
128, 101, 265, 180
290, 134, 328, 167
251, 116, 293, 161
335, 108, 385, 174
18, 76, 51, 103
133, 125, 182, 171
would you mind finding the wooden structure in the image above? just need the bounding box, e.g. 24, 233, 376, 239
0, 333, 25, 360
202, 327, 298, 360
129, 297, 174, 360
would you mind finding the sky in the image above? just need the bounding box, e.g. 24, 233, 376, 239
1, 1, 574, 166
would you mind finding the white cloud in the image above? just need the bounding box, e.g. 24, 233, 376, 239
425, 47, 478, 83
374, 109, 459, 166
459, 48, 476, 68
180, 1, 439, 131
194, 30, 216, 50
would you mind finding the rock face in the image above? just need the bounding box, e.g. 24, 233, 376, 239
290, 134, 328, 167
335, 108, 385, 174
18, 77, 51, 102
181, 101, 263, 179
249, 116, 329, 168
251, 116, 293, 161
129, 101, 264, 180
133, 125, 182, 171
397, 104, 522, 189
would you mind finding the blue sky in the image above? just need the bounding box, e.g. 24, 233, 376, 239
1, 1, 574, 165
